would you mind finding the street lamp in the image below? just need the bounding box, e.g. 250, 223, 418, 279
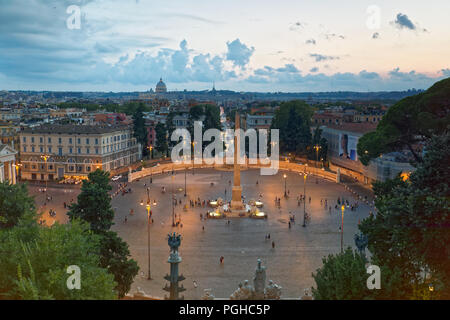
191, 142, 196, 175
171, 170, 175, 227
184, 155, 187, 197
283, 173, 287, 198
149, 146, 153, 159
40, 154, 51, 196
302, 173, 307, 227
314, 145, 321, 184
429, 283, 434, 300
341, 205, 345, 253
146, 187, 152, 280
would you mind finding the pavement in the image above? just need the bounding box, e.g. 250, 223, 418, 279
110, 167, 373, 299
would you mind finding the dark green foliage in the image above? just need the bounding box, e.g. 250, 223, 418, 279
359, 132, 450, 299
155, 122, 168, 156
0, 220, 117, 300
312, 248, 371, 300
0, 182, 36, 229
270, 100, 313, 155
67, 169, 139, 298
67, 170, 114, 233
132, 103, 149, 157
98, 231, 139, 298
308, 126, 329, 162
357, 77, 450, 165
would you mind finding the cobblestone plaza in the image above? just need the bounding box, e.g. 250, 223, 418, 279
110, 168, 374, 299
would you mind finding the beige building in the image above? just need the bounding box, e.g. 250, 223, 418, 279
19, 124, 141, 181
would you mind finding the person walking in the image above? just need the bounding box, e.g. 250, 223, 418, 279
272, 241, 275, 249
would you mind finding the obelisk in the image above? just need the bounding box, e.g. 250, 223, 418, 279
231, 111, 243, 210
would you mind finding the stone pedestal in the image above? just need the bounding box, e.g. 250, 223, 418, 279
231, 186, 243, 210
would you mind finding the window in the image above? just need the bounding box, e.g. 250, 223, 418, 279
69, 147, 73, 154
69, 166, 74, 171
86, 138, 90, 144
58, 148, 62, 156
31, 137, 35, 143
95, 148, 99, 154
69, 138, 73, 144
40, 137, 43, 143
87, 166, 91, 172
58, 138, 62, 144
40, 147, 43, 153
48, 137, 51, 143
23, 137, 26, 143
77, 138, 81, 144
23, 146, 27, 152
32, 146, 35, 152
48, 147, 52, 153
86, 148, 90, 154
49, 165, 53, 170
78, 148, 81, 154
95, 138, 98, 145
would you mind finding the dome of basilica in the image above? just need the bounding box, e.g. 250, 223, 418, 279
155, 77, 167, 93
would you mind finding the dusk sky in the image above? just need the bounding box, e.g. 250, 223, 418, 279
1, 0, 449, 92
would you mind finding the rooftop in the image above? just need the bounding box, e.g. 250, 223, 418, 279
21, 124, 130, 135
321, 122, 377, 134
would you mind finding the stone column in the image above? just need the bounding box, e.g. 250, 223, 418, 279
231, 112, 243, 210
12, 161, 16, 185
0, 163, 4, 183
8, 161, 12, 184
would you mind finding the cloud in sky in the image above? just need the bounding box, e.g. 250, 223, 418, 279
393, 13, 416, 30
0, 0, 448, 92
225, 39, 255, 68
309, 53, 340, 62
391, 13, 428, 33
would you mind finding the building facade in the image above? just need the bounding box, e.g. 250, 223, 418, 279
19, 124, 141, 181
0, 144, 18, 184
320, 123, 414, 185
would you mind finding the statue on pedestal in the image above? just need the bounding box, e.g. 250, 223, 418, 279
265, 280, 282, 300
253, 259, 266, 299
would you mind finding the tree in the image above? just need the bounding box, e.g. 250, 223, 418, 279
133, 103, 149, 157
67, 169, 139, 298
0, 220, 117, 300
0, 182, 36, 229
98, 231, 139, 298
357, 77, 450, 165
312, 248, 372, 300
67, 170, 114, 233
309, 126, 329, 163
270, 100, 313, 156
155, 122, 168, 157
359, 132, 450, 299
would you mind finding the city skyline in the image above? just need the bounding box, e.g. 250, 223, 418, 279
1, 0, 449, 92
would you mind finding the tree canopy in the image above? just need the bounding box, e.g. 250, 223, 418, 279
67, 169, 139, 298
0, 182, 36, 229
132, 103, 149, 157
0, 220, 117, 300
359, 132, 450, 299
357, 77, 450, 165
270, 100, 313, 155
